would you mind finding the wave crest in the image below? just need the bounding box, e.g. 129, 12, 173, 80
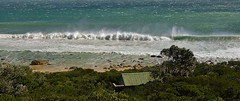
7, 31, 171, 41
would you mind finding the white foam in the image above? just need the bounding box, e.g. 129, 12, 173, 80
194, 47, 240, 62
171, 26, 240, 37
1, 31, 240, 63
0, 34, 13, 38
1, 31, 172, 41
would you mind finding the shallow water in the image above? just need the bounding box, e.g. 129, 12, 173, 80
0, 50, 164, 71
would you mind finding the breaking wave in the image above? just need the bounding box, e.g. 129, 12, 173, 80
0, 31, 172, 41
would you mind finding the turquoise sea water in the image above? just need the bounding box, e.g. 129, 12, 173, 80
0, 0, 240, 61
1, 0, 240, 36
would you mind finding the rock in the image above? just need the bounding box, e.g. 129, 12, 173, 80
69, 66, 78, 69
110, 65, 118, 68
150, 55, 156, 57
119, 63, 127, 68
113, 65, 117, 68
30, 59, 49, 65
0, 63, 10, 67
120, 63, 126, 67
133, 64, 144, 69
110, 65, 114, 68
107, 60, 112, 62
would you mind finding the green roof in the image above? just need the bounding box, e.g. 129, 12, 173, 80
122, 72, 153, 86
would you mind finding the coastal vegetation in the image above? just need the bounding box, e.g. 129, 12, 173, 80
1, 45, 240, 100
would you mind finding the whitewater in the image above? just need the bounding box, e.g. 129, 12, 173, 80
1, 29, 240, 63
1, 0, 240, 63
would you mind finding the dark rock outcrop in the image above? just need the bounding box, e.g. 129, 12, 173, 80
150, 55, 156, 57
30, 59, 49, 65
69, 66, 78, 69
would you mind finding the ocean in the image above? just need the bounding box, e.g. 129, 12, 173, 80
1, 0, 240, 62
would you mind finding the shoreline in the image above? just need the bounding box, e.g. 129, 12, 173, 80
0, 50, 165, 72
1, 50, 240, 72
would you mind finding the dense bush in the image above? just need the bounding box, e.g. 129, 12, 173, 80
0, 64, 44, 97
1, 46, 240, 100
1, 62, 240, 100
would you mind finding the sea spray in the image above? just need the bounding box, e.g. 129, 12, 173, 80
6, 31, 172, 41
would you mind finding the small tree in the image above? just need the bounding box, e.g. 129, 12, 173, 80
151, 45, 197, 80
161, 45, 197, 77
